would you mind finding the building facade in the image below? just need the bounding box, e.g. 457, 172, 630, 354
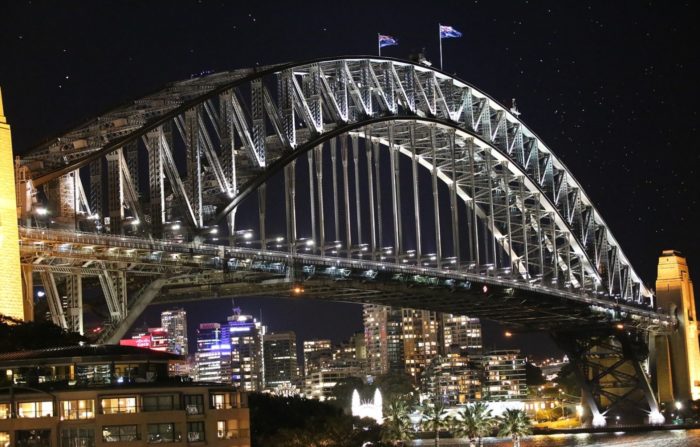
441, 314, 482, 356
161, 309, 188, 356
363, 305, 403, 376
224, 311, 264, 392
262, 332, 298, 390
194, 323, 231, 384
0, 345, 250, 447
483, 350, 528, 401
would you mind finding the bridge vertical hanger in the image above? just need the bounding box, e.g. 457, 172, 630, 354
284, 160, 297, 255
258, 183, 266, 250
330, 138, 340, 242
373, 140, 384, 253
314, 145, 325, 254
467, 141, 480, 266
365, 130, 377, 260
341, 135, 352, 257
389, 123, 402, 263
307, 151, 317, 249
449, 130, 460, 266
105, 150, 124, 234
145, 129, 165, 237
430, 126, 442, 268
410, 123, 422, 264
351, 134, 362, 249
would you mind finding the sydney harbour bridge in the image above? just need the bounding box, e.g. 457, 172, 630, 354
4, 57, 699, 426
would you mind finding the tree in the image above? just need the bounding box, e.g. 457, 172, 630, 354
374, 372, 417, 404
525, 362, 545, 387
0, 315, 85, 353
497, 409, 532, 447
454, 401, 495, 447
381, 397, 413, 445
329, 376, 366, 411
421, 399, 449, 447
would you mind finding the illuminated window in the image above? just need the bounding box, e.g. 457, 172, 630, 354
17, 401, 53, 418
0, 432, 9, 447
61, 400, 95, 420
102, 425, 138, 443
0, 403, 9, 419
101, 397, 137, 414
210, 393, 232, 410
60, 428, 94, 447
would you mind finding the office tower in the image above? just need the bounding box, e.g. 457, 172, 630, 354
225, 309, 264, 392
441, 314, 482, 355
483, 349, 528, 400
194, 323, 231, 383
161, 308, 188, 355
303, 339, 332, 377
363, 304, 404, 376
263, 331, 299, 390
402, 309, 440, 379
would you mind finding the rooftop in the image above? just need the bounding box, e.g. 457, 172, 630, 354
0, 344, 182, 366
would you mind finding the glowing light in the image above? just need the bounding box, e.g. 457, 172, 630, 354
482, 285, 489, 293
648, 410, 665, 425
351, 389, 383, 424
592, 413, 606, 427
36, 290, 45, 298
504, 331, 513, 337
675, 401, 683, 410
171, 224, 181, 231
35, 207, 48, 216
615, 323, 624, 330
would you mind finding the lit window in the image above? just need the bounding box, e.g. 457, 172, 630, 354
61, 400, 95, 420
0, 403, 9, 419
101, 397, 137, 414
210, 393, 232, 410
17, 401, 53, 418
0, 432, 9, 447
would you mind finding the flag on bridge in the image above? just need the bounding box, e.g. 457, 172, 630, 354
438, 24, 462, 70
378, 34, 398, 56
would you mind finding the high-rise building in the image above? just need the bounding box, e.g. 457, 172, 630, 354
161, 308, 188, 355
441, 314, 482, 355
263, 331, 299, 390
303, 339, 332, 378
421, 354, 482, 406
225, 310, 264, 392
483, 349, 528, 401
402, 309, 440, 379
363, 304, 403, 376
194, 323, 231, 383
333, 333, 367, 368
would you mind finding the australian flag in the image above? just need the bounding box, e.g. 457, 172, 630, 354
378, 34, 398, 48
440, 25, 462, 39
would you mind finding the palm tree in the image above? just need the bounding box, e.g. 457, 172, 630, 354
497, 409, 532, 447
421, 399, 449, 447
381, 397, 413, 445
454, 402, 495, 447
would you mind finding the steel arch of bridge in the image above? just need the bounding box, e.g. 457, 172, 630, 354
20, 56, 652, 315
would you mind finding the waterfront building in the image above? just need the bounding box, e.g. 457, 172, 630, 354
0, 345, 250, 447
305, 365, 364, 401
161, 308, 188, 356
263, 332, 298, 390
225, 311, 264, 392
194, 323, 231, 384
421, 354, 482, 406
363, 305, 404, 375
402, 309, 440, 379
303, 339, 332, 378
483, 350, 528, 400
441, 314, 482, 355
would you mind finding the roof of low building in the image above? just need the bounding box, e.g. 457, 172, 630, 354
0, 344, 182, 367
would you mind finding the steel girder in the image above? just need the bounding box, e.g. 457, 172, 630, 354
19, 57, 652, 319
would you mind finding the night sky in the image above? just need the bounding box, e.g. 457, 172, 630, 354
1, 1, 698, 357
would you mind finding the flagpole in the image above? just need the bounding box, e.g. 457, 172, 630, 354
438, 24, 443, 70
378, 33, 381, 57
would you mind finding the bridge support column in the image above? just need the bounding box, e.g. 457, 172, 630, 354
553, 329, 663, 426
654, 250, 700, 405
65, 274, 83, 335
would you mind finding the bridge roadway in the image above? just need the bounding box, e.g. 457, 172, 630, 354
20, 226, 672, 335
